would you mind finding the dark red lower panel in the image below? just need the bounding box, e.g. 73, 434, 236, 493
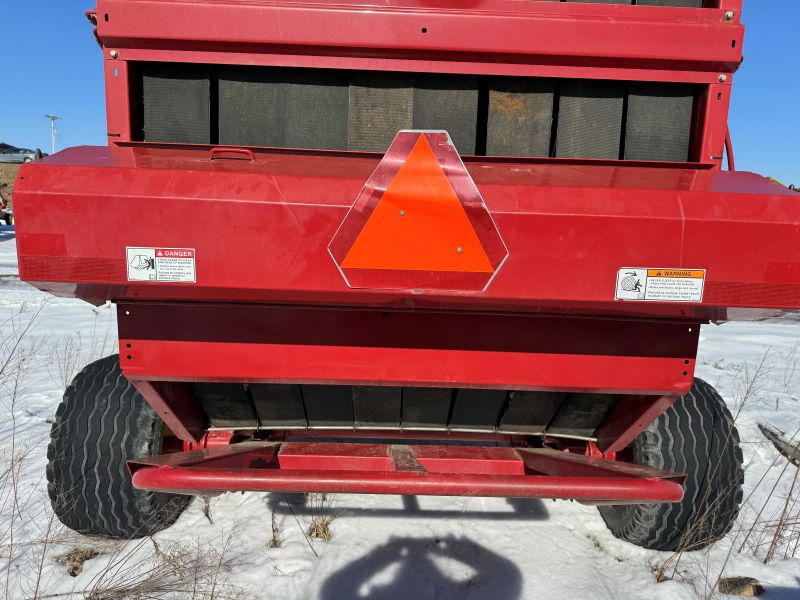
119, 302, 699, 395
128, 442, 685, 503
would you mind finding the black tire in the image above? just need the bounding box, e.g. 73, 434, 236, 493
598, 378, 743, 551
47, 355, 190, 538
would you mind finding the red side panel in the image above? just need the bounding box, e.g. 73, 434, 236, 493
14, 146, 800, 320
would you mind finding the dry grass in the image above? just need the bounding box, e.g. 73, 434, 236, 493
268, 511, 283, 548
47, 305, 116, 391
79, 529, 246, 600
654, 350, 800, 599
55, 548, 100, 577
737, 425, 800, 563
1, 302, 248, 599
306, 493, 338, 543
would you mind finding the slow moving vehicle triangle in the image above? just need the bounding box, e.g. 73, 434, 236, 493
329, 131, 507, 291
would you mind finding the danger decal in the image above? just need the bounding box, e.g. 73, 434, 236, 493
126, 247, 196, 283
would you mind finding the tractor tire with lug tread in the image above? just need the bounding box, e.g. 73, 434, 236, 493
598, 378, 743, 551
47, 355, 191, 538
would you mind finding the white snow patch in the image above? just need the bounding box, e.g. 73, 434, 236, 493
1, 235, 799, 599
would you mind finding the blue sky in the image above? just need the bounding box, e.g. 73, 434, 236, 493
0, 1, 797, 184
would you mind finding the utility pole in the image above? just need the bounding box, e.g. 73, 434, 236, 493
44, 114, 61, 154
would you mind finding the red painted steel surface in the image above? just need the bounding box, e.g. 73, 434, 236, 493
93, 0, 742, 76
116, 302, 699, 393
413, 446, 525, 476
128, 441, 686, 502
595, 395, 680, 454
14, 146, 800, 319
279, 443, 396, 472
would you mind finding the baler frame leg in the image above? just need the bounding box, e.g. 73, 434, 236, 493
130, 380, 207, 444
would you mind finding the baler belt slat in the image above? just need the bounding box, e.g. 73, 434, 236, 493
249, 384, 307, 429
284, 69, 350, 151
486, 78, 554, 158
413, 73, 480, 155
546, 394, 619, 438
348, 72, 414, 153
555, 80, 625, 160
302, 385, 355, 428
400, 388, 453, 430
625, 82, 694, 162
190, 382, 257, 428
353, 386, 403, 429
217, 66, 285, 148
448, 389, 509, 432
498, 391, 565, 435
141, 62, 210, 144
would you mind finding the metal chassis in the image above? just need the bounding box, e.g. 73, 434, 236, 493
19, 0, 789, 503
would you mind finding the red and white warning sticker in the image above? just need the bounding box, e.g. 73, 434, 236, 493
615, 268, 705, 303
126, 247, 196, 283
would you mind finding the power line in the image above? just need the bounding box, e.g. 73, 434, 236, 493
43, 114, 61, 154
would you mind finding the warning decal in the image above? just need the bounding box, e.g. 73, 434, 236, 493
615, 268, 705, 303
126, 247, 196, 283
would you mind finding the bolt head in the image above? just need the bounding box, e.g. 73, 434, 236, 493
456, 247, 463, 254
399, 210, 405, 217
718, 74, 728, 83
724, 10, 735, 20
110, 50, 119, 59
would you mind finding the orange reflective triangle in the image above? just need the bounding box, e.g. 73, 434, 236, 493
341, 135, 493, 273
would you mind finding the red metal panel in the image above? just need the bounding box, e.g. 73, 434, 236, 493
128, 442, 686, 501
413, 446, 525, 476
278, 443, 395, 472
276, 443, 528, 476
95, 0, 742, 74
104, 59, 132, 142
518, 448, 684, 484
696, 82, 734, 169
117, 302, 698, 393
14, 146, 800, 318
123, 341, 695, 395
129, 441, 280, 472
111, 55, 729, 87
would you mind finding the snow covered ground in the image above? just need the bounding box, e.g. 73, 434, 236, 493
1, 231, 799, 599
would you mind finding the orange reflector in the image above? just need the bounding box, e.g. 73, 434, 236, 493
329, 131, 507, 291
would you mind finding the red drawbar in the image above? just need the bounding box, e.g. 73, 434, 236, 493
128, 441, 686, 503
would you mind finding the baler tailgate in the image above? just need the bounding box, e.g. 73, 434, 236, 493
128, 441, 686, 503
